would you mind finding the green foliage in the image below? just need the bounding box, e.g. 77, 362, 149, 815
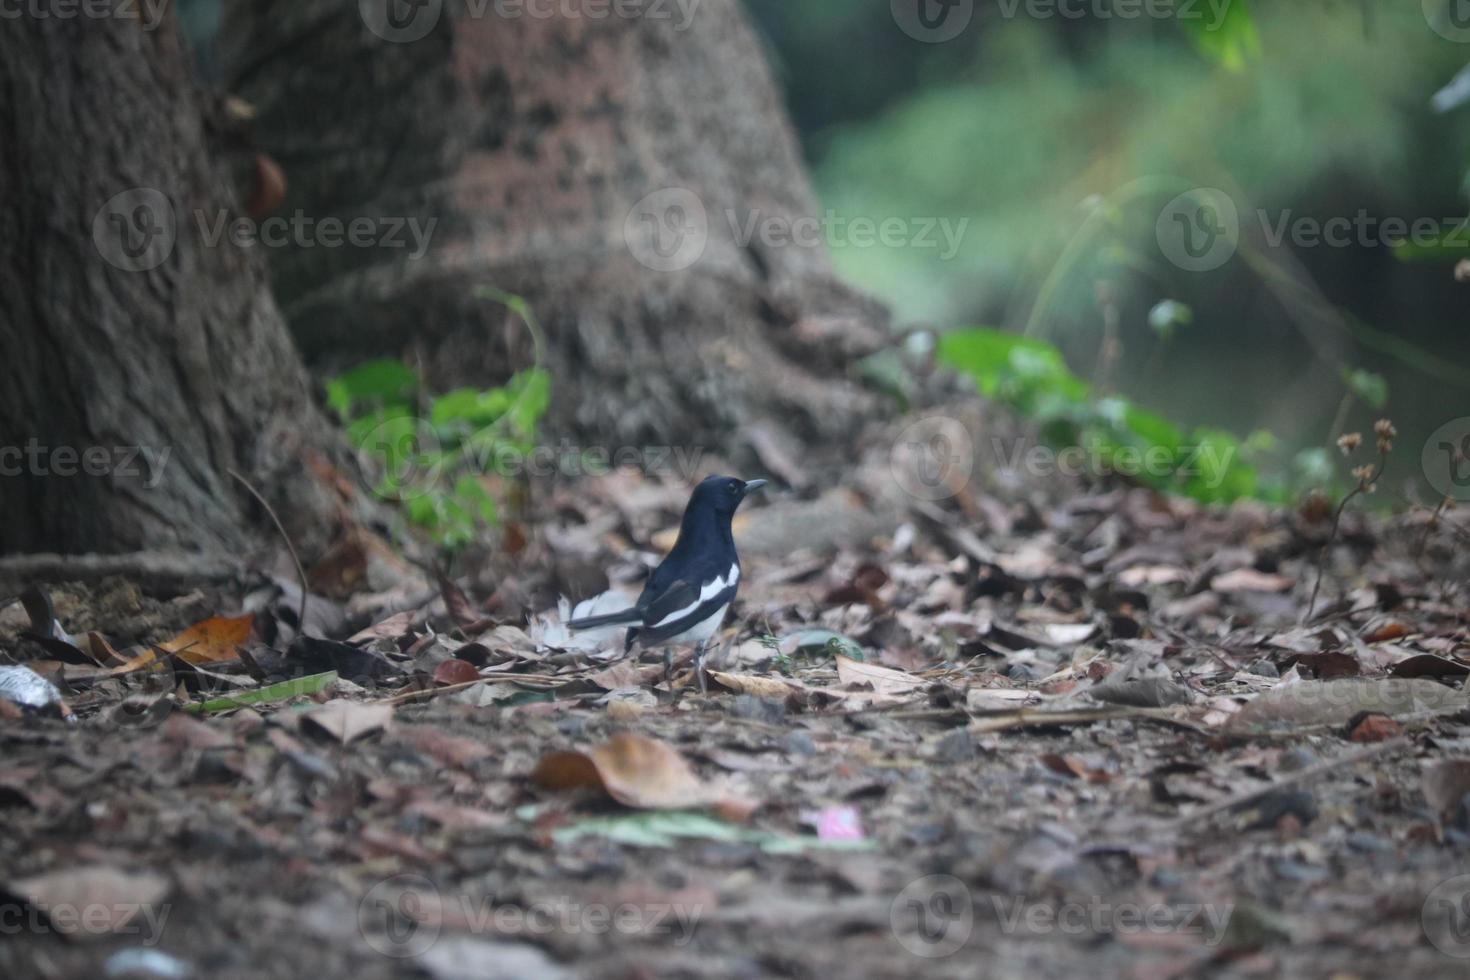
1343, 369, 1389, 411
1178, 0, 1260, 73
939, 327, 1265, 504
330, 357, 550, 550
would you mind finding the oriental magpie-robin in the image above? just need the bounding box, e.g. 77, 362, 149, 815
567, 475, 767, 692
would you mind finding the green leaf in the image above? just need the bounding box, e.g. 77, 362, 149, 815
938, 328, 1089, 402
327, 360, 418, 418
550, 811, 875, 852
182, 671, 338, 714
1180, 0, 1261, 72
1343, 369, 1389, 410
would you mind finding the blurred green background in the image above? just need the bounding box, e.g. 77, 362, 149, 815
181, 0, 1470, 504
746, 0, 1470, 503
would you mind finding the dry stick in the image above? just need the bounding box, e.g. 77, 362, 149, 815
1416, 495, 1453, 561
225, 468, 308, 633
1170, 736, 1409, 831
1305, 453, 1386, 624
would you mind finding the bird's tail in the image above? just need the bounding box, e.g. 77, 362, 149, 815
567, 608, 641, 631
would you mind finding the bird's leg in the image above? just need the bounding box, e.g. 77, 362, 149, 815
663, 647, 674, 684
694, 641, 708, 694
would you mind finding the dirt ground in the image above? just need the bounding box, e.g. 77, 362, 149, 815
1, 461, 1468, 980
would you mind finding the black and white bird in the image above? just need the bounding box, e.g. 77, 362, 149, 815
567, 475, 767, 692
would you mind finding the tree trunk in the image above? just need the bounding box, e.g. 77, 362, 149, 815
220, 0, 887, 455
0, 13, 357, 559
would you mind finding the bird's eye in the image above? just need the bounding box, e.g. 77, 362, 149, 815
728, 483, 739, 494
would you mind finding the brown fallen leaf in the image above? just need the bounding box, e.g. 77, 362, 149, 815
1040, 753, 1114, 784
1211, 568, 1294, 593
301, 700, 393, 744
3, 866, 170, 939
834, 656, 925, 696
532, 732, 733, 810
1422, 759, 1470, 820
1349, 713, 1403, 743
433, 659, 481, 687
396, 727, 493, 769
347, 610, 418, 645
708, 671, 802, 699
1388, 654, 1470, 679
1229, 679, 1465, 730
158, 614, 255, 665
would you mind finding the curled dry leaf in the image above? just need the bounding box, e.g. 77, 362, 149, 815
433, 659, 481, 687
3, 866, 170, 939
1211, 569, 1294, 594
1422, 759, 1470, 820
834, 655, 925, 696
301, 700, 394, 744
532, 732, 736, 811
158, 614, 254, 665
708, 671, 802, 699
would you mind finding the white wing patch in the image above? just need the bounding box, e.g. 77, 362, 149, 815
649, 569, 735, 630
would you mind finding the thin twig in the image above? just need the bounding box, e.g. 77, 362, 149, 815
1416, 496, 1452, 561
1170, 737, 1408, 831
226, 468, 308, 633
1305, 453, 1385, 623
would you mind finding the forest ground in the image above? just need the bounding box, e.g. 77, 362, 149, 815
1, 434, 1468, 980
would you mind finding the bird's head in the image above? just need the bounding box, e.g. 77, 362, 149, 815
688, 475, 768, 518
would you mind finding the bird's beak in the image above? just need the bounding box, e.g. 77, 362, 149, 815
742, 479, 768, 494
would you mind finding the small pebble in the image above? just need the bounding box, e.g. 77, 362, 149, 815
1007, 663, 1038, 682
783, 731, 817, 756
1346, 832, 1394, 854
1247, 660, 1280, 678
555, 714, 588, 739
729, 695, 785, 726
934, 728, 975, 763
1279, 747, 1317, 772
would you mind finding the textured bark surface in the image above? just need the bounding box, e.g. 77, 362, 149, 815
221, 0, 887, 454
0, 14, 355, 557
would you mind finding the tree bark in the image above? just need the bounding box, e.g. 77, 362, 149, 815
220, 0, 887, 455
0, 13, 357, 558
